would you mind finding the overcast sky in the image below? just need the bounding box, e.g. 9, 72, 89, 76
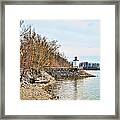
23, 20, 100, 63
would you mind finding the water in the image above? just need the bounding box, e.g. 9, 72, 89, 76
53, 70, 100, 100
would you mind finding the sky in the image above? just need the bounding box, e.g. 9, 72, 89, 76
23, 20, 100, 63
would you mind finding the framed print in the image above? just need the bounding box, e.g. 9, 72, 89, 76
0, 0, 119, 119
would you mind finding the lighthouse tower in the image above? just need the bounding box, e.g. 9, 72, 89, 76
73, 56, 79, 68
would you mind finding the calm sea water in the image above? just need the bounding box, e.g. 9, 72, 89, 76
53, 70, 100, 100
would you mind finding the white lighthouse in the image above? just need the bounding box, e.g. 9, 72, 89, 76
73, 56, 79, 68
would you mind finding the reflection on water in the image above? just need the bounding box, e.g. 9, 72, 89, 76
53, 70, 100, 100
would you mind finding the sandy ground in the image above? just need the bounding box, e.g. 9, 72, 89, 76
20, 80, 55, 100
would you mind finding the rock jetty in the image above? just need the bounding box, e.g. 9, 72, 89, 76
45, 68, 96, 80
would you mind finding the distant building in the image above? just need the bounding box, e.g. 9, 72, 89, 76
79, 62, 100, 70
73, 56, 79, 68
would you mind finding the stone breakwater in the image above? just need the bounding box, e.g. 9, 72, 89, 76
20, 68, 96, 100
45, 68, 96, 80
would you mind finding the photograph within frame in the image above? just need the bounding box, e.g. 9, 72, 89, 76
20, 20, 100, 100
